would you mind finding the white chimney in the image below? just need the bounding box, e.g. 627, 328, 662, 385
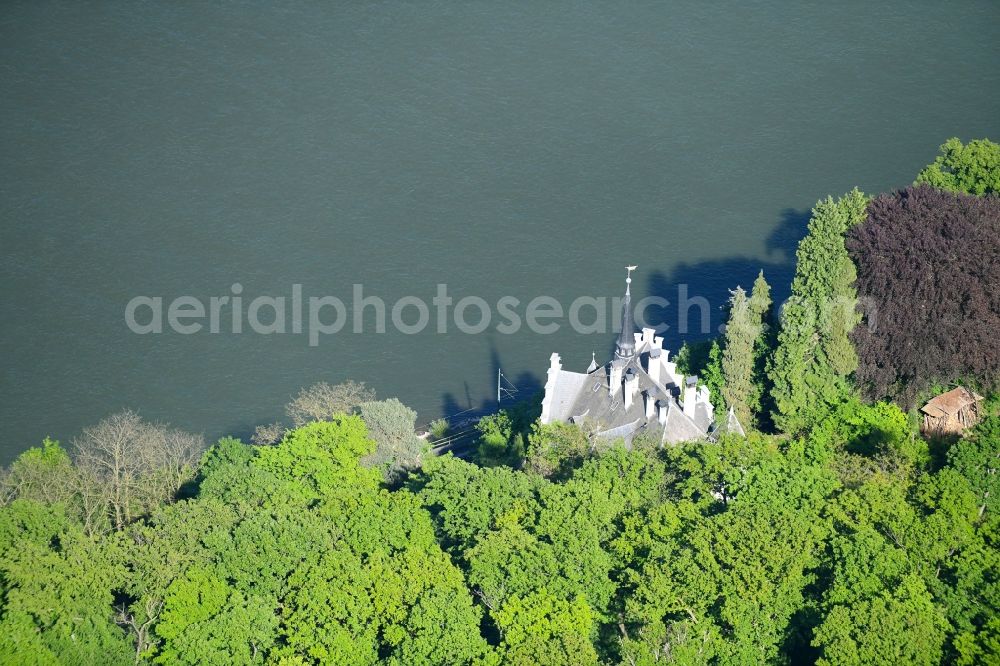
644, 391, 657, 419
683, 376, 698, 419
609, 362, 623, 397
624, 368, 638, 410
647, 348, 662, 385
549, 352, 562, 372
641, 327, 655, 346
652, 336, 664, 351
657, 401, 668, 425
698, 385, 715, 421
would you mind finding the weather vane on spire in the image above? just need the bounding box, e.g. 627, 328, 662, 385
625, 265, 637, 294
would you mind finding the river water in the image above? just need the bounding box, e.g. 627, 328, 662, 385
2, 1, 998, 462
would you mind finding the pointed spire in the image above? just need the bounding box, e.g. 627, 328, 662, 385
615, 266, 638, 361
587, 351, 598, 373
716, 405, 746, 437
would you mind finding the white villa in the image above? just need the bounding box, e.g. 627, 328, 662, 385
540, 267, 743, 444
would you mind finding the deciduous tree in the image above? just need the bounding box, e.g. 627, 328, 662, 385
73, 411, 203, 531
915, 137, 1000, 196
847, 185, 1000, 404
357, 398, 427, 483
285, 380, 375, 426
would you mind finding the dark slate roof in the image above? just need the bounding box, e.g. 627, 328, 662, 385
565, 357, 654, 428
545, 352, 715, 446
692, 401, 714, 432
597, 418, 644, 441
544, 369, 591, 423
661, 400, 707, 444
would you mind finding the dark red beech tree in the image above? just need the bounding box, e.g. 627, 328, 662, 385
847, 185, 1000, 406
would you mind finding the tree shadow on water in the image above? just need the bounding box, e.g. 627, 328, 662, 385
767, 207, 813, 262
641, 207, 812, 354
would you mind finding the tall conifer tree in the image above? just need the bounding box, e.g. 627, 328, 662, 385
721, 287, 755, 427
770, 189, 867, 433
748, 271, 773, 427
719, 273, 773, 429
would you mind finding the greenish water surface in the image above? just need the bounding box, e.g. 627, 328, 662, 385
2, 1, 998, 461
